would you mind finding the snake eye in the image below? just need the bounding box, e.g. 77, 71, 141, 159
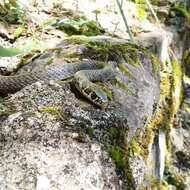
90, 91, 98, 100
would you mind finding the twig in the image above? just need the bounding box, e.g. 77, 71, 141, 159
144, 0, 161, 28
115, 0, 134, 42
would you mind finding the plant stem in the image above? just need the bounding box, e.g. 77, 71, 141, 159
115, 0, 134, 42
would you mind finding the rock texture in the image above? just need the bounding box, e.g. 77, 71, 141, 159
0, 82, 120, 190
1, 0, 189, 189
0, 38, 160, 189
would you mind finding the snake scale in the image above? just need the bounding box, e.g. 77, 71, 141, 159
0, 59, 117, 108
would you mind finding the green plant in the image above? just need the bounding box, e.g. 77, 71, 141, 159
0, 46, 21, 57
0, 0, 26, 24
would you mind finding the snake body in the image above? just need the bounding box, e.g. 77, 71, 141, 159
0, 59, 116, 107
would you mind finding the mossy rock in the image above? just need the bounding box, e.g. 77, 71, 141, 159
53, 18, 105, 36
164, 166, 186, 189
0, 36, 161, 189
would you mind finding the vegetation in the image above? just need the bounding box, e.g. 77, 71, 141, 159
39, 106, 62, 118
164, 166, 186, 189
171, 4, 190, 26
0, 46, 21, 57
0, 0, 189, 189
0, 0, 26, 24
53, 18, 105, 36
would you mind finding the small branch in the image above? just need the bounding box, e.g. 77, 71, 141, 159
115, 0, 134, 42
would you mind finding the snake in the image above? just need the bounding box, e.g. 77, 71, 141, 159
0, 59, 117, 108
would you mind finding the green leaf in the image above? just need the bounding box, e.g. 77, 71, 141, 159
0, 46, 21, 57
14, 26, 24, 38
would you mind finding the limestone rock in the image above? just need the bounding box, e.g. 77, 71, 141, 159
0, 38, 160, 189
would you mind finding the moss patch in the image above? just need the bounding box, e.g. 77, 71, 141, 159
171, 59, 183, 114
0, 98, 17, 118
108, 146, 125, 169
150, 54, 160, 77
117, 63, 135, 79
129, 138, 143, 155
137, 5, 147, 20
53, 18, 105, 36
105, 127, 128, 174
175, 151, 190, 169
39, 106, 61, 117
164, 166, 186, 189
171, 5, 190, 26
123, 50, 183, 189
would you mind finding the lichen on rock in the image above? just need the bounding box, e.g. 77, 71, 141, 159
0, 36, 160, 189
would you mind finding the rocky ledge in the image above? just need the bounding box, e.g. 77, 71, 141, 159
0, 36, 160, 189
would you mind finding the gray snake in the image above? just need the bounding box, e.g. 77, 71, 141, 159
0, 59, 116, 108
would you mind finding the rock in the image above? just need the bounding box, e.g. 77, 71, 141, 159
166, 107, 190, 189
0, 22, 13, 41
0, 82, 120, 190
0, 37, 160, 189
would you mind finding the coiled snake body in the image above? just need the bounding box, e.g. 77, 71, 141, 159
0, 59, 117, 108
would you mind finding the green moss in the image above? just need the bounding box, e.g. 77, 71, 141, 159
159, 181, 170, 190
106, 127, 127, 173
114, 44, 142, 67
164, 167, 186, 189
154, 67, 174, 128
150, 54, 160, 77
73, 125, 128, 178
171, 59, 183, 115
0, 99, 17, 117
137, 6, 147, 20
54, 18, 104, 36
124, 56, 183, 189
52, 46, 83, 61
67, 35, 91, 45
39, 106, 61, 117
112, 76, 134, 95
140, 125, 155, 158
57, 23, 80, 36
108, 127, 126, 145
139, 174, 160, 190
108, 146, 125, 169
183, 50, 190, 77
129, 138, 142, 155
68, 36, 144, 67
118, 64, 135, 79
150, 0, 158, 5
129, 0, 145, 4
140, 58, 182, 156
130, 0, 162, 5
72, 121, 95, 140
171, 5, 190, 26
79, 20, 104, 36
140, 179, 170, 190
183, 50, 190, 63
176, 151, 190, 169
86, 127, 94, 138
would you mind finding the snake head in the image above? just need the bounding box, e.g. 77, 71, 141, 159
83, 84, 109, 108
73, 70, 110, 108
74, 78, 109, 108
